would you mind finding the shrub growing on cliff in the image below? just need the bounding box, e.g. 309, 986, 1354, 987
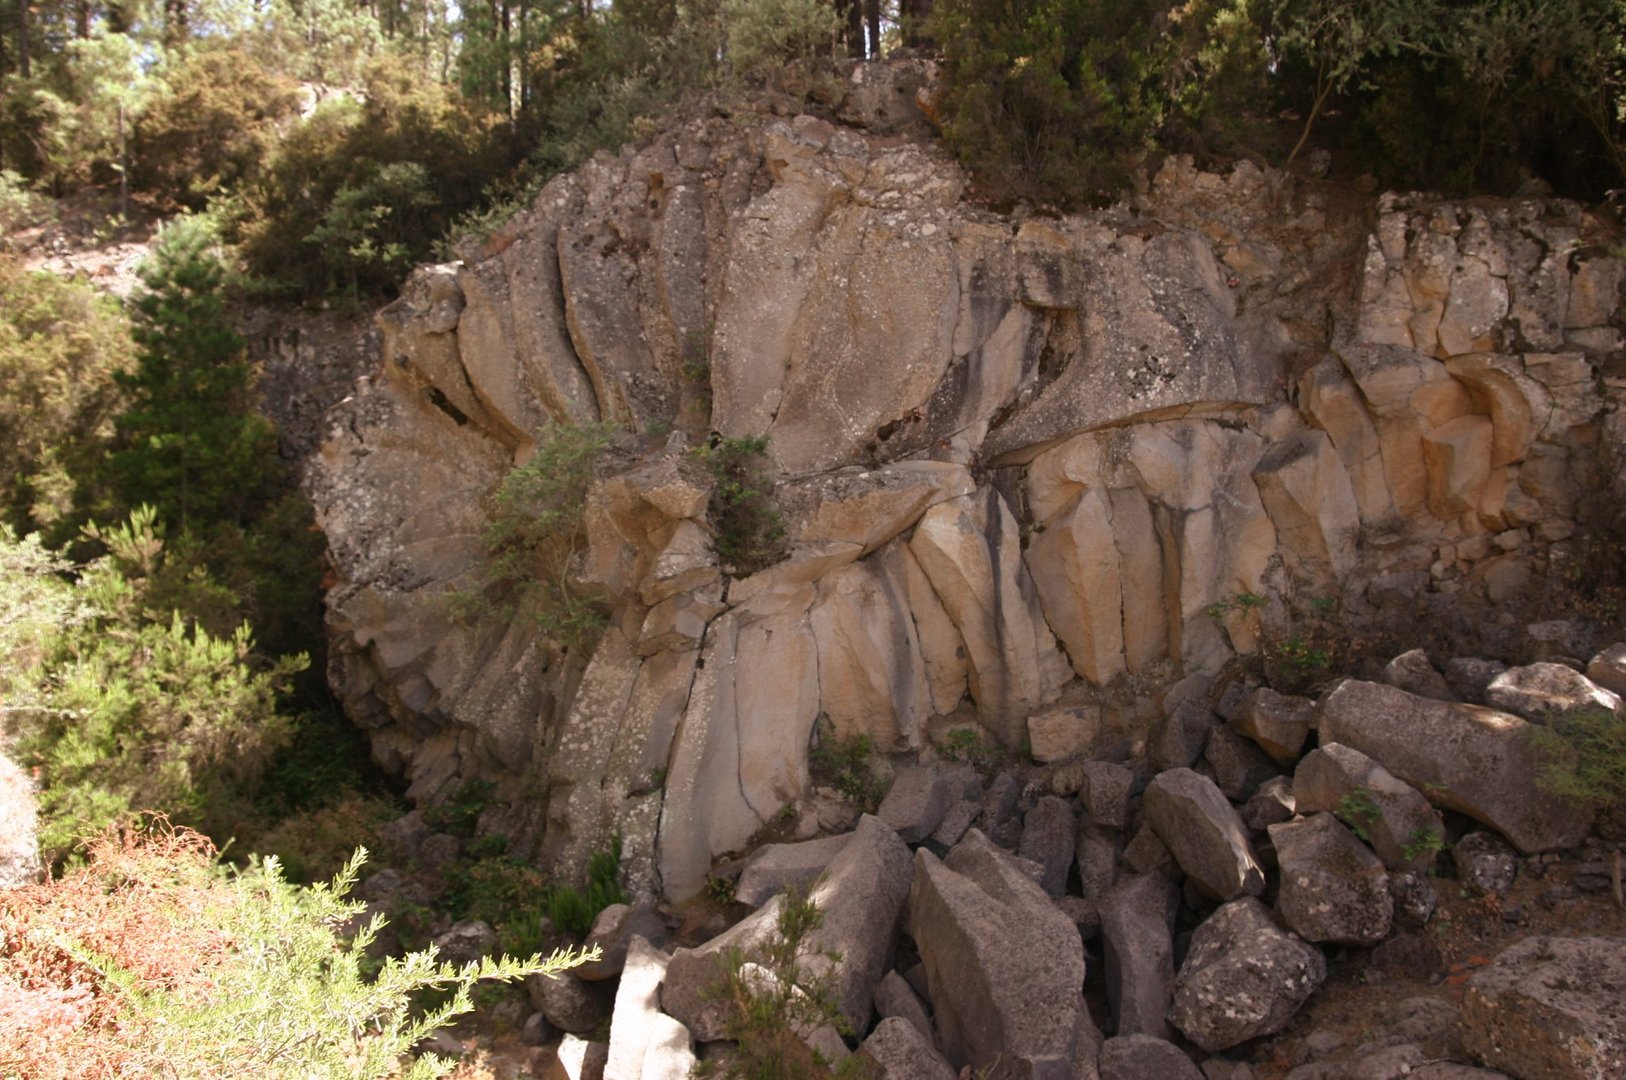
456, 421, 618, 649
0, 819, 596, 1080
693, 434, 786, 576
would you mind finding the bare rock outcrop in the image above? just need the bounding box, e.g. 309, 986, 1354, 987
309, 82, 1625, 900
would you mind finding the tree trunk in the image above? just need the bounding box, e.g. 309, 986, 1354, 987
18, 0, 30, 80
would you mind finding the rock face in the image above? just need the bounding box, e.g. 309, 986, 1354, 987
1460, 936, 1626, 1080
309, 76, 1625, 897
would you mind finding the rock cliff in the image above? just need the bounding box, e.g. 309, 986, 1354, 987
310, 66, 1626, 901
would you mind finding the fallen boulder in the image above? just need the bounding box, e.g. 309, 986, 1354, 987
1142, 768, 1266, 900
1317, 679, 1593, 852
857, 1017, 958, 1080
1098, 1034, 1203, 1080
1461, 936, 1626, 1080
1167, 897, 1326, 1052
1099, 872, 1178, 1040
1269, 813, 1392, 945
1484, 662, 1621, 720
907, 833, 1091, 1073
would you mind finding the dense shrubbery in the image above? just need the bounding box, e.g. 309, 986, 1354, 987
0, 819, 592, 1080
929, 0, 1626, 205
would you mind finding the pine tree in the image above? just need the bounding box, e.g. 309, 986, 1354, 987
103, 217, 279, 533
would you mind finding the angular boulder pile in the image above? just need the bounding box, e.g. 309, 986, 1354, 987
520, 643, 1626, 1079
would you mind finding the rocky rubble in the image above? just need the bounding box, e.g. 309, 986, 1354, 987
502, 642, 1626, 1079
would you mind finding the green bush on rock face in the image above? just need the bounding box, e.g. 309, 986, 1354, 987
454, 421, 618, 650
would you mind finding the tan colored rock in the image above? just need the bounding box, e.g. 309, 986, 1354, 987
1421, 414, 1493, 520
1566, 254, 1623, 328
1443, 354, 1539, 469
1252, 429, 1359, 589
1299, 355, 1394, 524
1437, 256, 1509, 356
657, 588, 821, 900
788, 461, 976, 552
1027, 705, 1101, 763
909, 489, 1069, 744
1026, 486, 1128, 685
1110, 485, 1169, 675
892, 542, 968, 715
811, 559, 932, 749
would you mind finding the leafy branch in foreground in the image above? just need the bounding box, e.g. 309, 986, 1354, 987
0, 819, 598, 1080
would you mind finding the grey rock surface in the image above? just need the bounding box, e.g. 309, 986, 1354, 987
1168, 897, 1327, 1052
1142, 768, 1266, 900
1317, 679, 1593, 852
1270, 813, 1393, 945
1461, 936, 1626, 1080
1099, 1034, 1204, 1080
1099, 872, 1179, 1040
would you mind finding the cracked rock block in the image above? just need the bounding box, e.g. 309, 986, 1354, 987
1270, 813, 1392, 946
1293, 743, 1446, 873
1168, 897, 1326, 1052
1461, 936, 1626, 1080
1317, 680, 1593, 853
907, 832, 1093, 1074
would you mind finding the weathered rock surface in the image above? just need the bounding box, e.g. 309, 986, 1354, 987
1098, 1034, 1204, 1080
1168, 897, 1327, 1052
1461, 936, 1626, 1080
308, 88, 1624, 918
857, 1017, 959, 1080
1270, 814, 1393, 946
1099, 872, 1178, 1040
1483, 662, 1622, 720
1142, 768, 1266, 901
734, 833, 853, 907
907, 832, 1092, 1073
1317, 679, 1594, 852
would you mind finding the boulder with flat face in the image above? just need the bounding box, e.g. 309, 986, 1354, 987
1270, 813, 1393, 946
1317, 679, 1593, 853
906, 832, 1092, 1074
1142, 768, 1266, 901
1461, 936, 1626, 1080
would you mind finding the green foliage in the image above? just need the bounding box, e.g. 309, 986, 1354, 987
2, 508, 305, 866
0, 825, 596, 1079
810, 729, 885, 812
1334, 787, 1382, 841
929, 0, 1271, 205
132, 49, 304, 210
234, 52, 514, 299
0, 167, 54, 241
940, 726, 1003, 771
424, 778, 497, 838
1528, 705, 1626, 810
698, 886, 869, 1080
99, 217, 280, 534
1401, 825, 1448, 864
544, 836, 629, 939
1207, 589, 1265, 621
693, 434, 786, 576
721, 0, 841, 84
0, 255, 133, 537
455, 421, 617, 649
